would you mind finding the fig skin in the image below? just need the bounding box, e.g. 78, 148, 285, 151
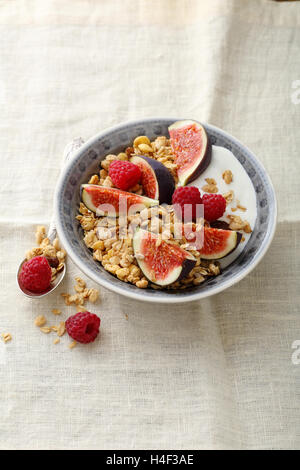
184, 137, 212, 185
219, 230, 243, 259
233, 231, 243, 250
176, 255, 197, 282
130, 155, 175, 204
210, 220, 231, 230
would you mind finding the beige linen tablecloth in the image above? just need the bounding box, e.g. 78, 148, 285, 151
0, 0, 299, 450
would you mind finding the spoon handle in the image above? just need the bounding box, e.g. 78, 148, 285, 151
48, 137, 85, 240
47, 215, 57, 241
63, 137, 85, 166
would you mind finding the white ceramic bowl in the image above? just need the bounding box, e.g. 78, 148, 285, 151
54, 118, 277, 303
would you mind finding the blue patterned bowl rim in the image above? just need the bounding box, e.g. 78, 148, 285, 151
54, 118, 277, 304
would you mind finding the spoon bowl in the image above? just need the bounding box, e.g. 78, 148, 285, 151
17, 257, 66, 299
16, 222, 66, 299
16, 137, 84, 299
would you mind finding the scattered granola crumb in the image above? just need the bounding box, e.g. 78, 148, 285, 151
57, 322, 66, 337
1, 333, 12, 343
40, 327, 52, 334
88, 288, 99, 303
53, 338, 60, 345
227, 215, 252, 233
202, 178, 218, 193
76, 305, 87, 312
243, 221, 252, 233
34, 315, 47, 327
237, 203, 247, 212
205, 177, 217, 185
241, 236, 246, 243
223, 190, 234, 204
124, 314, 129, 321
35, 225, 46, 245
61, 293, 71, 305
231, 199, 247, 213
69, 341, 77, 349
74, 284, 84, 293
75, 277, 86, 289
222, 170, 233, 184
61, 293, 80, 305
51, 309, 61, 316
62, 286, 99, 306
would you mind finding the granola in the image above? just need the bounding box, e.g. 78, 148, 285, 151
30, 277, 100, 347
57, 322, 66, 337
223, 190, 234, 204
40, 326, 52, 334
25, 227, 66, 283
227, 215, 252, 233
52, 309, 62, 316
1, 333, 12, 343
61, 278, 100, 307
222, 170, 233, 184
77, 135, 222, 290
34, 315, 47, 327
202, 177, 218, 194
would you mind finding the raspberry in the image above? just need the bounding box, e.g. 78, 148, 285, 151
66, 311, 100, 344
19, 256, 52, 293
202, 193, 226, 221
172, 186, 202, 221
109, 160, 141, 191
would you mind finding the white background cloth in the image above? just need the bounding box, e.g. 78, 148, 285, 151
0, 0, 300, 449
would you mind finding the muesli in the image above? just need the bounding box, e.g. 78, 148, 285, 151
77, 120, 253, 290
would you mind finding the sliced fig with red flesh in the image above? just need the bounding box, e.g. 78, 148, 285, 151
130, 155, 175, 204
199, 226, 242, 259
168, 119, 212, 186
81, 185, 158, 216
133, 228, 196, 286
182, 225, 242, 258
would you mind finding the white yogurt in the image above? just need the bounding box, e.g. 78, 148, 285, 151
190, 145, 257, 268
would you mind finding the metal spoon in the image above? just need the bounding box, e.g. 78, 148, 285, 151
17, 137, 85, 298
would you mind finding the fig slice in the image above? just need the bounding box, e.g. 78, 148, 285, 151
81, 185, 158, 216
168, 119, 212, 186
130, 155, 175, 204
199, 226, 242, 259
133, 228, 196, 286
